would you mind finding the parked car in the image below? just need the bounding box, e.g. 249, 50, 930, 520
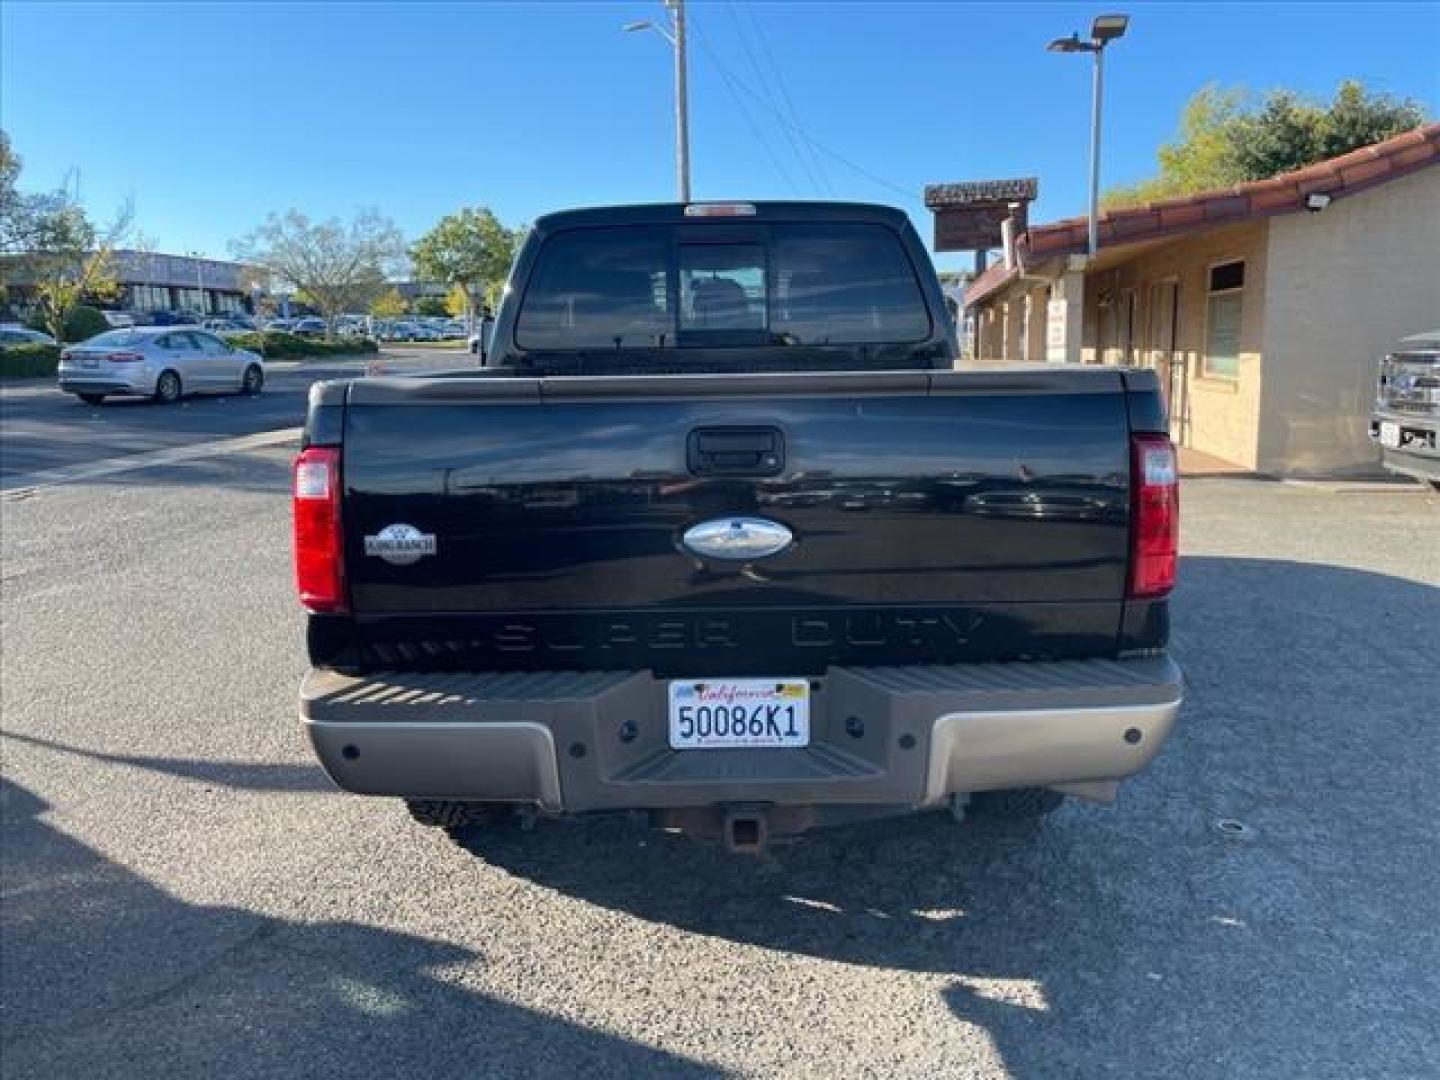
265, 318, 297, 333
58, 327, 265, 405
0, 325, 57, 346
335, 317, 371, 339
1371, 328, 1440, 490
102, 311, 137, 329
203, 318, 249, 333
294, 201, 1184, 855
292, 318, 328, 338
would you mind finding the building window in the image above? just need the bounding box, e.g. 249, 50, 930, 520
129, 284, 170, 311
1203, 260, 1245, 379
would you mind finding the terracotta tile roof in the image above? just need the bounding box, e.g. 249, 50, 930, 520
962, 259, 1018, 307
1025, 123, 1440, 260
965, 123, 1439, 306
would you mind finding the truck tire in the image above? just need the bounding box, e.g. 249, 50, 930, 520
968, 787, 1065, 820
404, 799, 507, 830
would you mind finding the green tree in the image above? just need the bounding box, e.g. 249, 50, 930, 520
414, 296, 448, 317
370, 287, 407, 319
1226, 91, 1323, 183
1104, 81, 1428, 209
1318, 79, 1426, 158
410, 207, 517, 326
1103, 86, 1249, 208
444, 283, 469, 318
1, 130, 130, 335
33, 303, 109, 343
231, 209, 404, 335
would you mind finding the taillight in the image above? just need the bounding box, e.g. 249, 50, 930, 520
60, 350, 73, 363
684, 202, 757, 217
106, 351, 143, 362
293, 447, 346, 613
1129, 434, 1179, 599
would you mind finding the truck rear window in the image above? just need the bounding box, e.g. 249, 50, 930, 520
516, 223, 932, 350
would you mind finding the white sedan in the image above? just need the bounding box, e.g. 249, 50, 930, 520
57, 327, 265, 406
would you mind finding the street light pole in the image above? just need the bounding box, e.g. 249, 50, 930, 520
187, 251, 207, 317
1048, 14, 1130, 259
671, 0, 691, 203
1088, 44, 1104, 259
624, 0, 692, 202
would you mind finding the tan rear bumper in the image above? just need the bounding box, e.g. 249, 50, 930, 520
301, 657, 1182, 812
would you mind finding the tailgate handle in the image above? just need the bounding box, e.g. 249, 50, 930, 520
688, 427, 785, 477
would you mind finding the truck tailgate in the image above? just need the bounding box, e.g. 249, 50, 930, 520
335, 368, 1135, 672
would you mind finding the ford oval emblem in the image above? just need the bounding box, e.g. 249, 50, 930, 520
682, 517, 793, 561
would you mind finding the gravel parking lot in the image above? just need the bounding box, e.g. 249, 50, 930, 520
2, 452, 1437, 1078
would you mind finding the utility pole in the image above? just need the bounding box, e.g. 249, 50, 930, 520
670, 0, 691, 202
625, 0, 692, 201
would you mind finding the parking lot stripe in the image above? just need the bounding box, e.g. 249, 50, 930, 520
0, 426, 302, 494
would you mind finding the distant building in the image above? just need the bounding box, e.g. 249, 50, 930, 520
394, 280, 449, 303
963, 125, 1440, 476
4, 250, 267, 318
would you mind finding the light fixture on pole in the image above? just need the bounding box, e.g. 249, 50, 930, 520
1047, 13, 1130, 259
624, 0, 691, 202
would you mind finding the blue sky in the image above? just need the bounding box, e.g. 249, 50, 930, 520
3, 1, 1437, 272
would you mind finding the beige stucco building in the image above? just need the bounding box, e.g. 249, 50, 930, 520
964, 125, 1440, 475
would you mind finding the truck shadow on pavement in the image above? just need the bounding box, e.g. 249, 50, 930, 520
451, 556, 1439, 1079
0, 776, 726, 1080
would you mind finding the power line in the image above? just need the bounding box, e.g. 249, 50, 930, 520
738, 3, 835, 196
688, 9, 804, 197
689, 24, 924, 211
725, 2, 828, 197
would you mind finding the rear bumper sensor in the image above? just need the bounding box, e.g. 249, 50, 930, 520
300, 656, 1182, 815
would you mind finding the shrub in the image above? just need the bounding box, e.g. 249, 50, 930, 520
0, 343, 61, 378
28, 305, 110, 344
220, 331, 378, 358
66, 305, 111, 343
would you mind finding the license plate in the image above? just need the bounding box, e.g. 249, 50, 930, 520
81, 356, 99, 369
668, 679, 810, 749
1379, 421, 1400, 449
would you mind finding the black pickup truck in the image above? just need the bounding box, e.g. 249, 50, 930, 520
294, 201, 1183, 853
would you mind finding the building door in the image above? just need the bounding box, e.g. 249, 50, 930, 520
1147, 281, 1185, 444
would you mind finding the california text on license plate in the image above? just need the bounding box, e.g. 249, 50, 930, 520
668, 679, 810, 749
